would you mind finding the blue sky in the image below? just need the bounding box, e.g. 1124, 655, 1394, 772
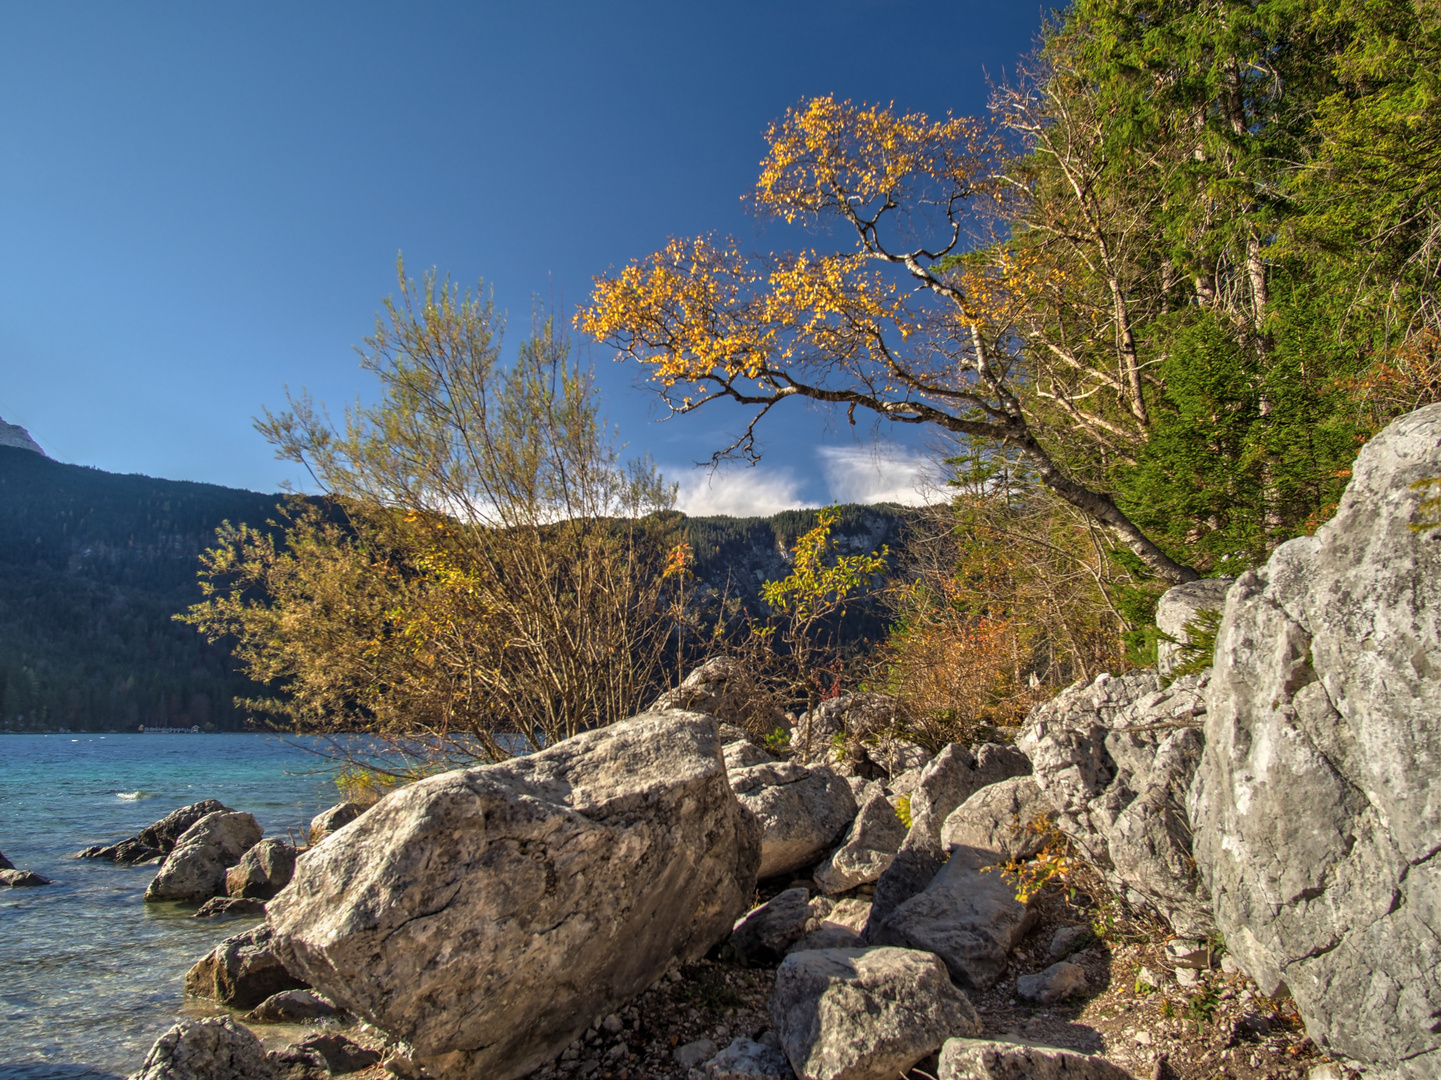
0, 2, 1046, 513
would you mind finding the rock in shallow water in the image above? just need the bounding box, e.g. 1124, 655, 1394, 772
268, 712, 760, 1080
145, 811, 263, 904
245, 988, 340, 1024
770, 946, 981, 1080
192, 896, 266, 919
184, 923, 309, 1010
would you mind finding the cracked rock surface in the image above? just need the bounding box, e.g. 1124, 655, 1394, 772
267, 712, 761, 1080
1191, 403, 1441, 1078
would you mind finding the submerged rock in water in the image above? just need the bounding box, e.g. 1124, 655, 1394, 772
127, 1015, 273, 1080
0, 868, 51, 887
268, 712, 760, 1080
145, 812, 262, 903
192, 896, 266, 919
0, 848, 13, 870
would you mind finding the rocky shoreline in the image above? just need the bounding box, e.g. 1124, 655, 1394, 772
23, 403, 1440, 1080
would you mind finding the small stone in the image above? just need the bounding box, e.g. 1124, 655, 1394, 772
1133, 1030, 1153, 1046
675, 1040, 719, 1070
1136, 966, 1161, 990
1048, 925, 1093, 961
938, 1038, 1133, 1079
1174, 966, 1200, 987
601, 1014, 623, 1035
687, 1036, 791, 1080
605, 1043, 627, 1062
1016, 961, 1088, 1004
245, 989, 339, 1024
1221, 955, 1240, 974
1165, 938, 1209, 969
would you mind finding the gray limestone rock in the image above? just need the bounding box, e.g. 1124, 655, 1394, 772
225, 838, 296, 900
1016, 961, 1088, 1004
867, 847, 1035, 990
937, 1038, 1133, 1080
245, 988, 340, 1024
1019, 671, 1212, 936
145, 811, 263, 903
1190, 403, 1441, 1079
74, 837, 164, 864
730, 888, 814, 960
940, 776, 1056, 864
284, 1032, 380, 1074
184, 923, 310, 1010
689, 1036, 794, 1080
307, 802, 364, 846
864, 744, 1032, 936
770, 946, 982, 1080
731, 761, 857, 879
267, 712, 760, 1080
813, 793, 906, 895
127, 1016, 273, 1080
726, 741, 776, 771
789, 898, 872, 954
1156, 577, 1235, 676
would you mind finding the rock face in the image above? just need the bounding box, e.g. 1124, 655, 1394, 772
867, 848, 1035, 990
937, 1038, 1133, 1080
0, 416, 45, 457
1019, 671, 1212, 936
268, 712, 761, 1080
0, 849, 12, 870
939, 777, 1054, 864
145, 812, 263, 903
127, 1016, 272, 1080
770, 946, 982, 1080
1190, 403, 1441, 1078
225, 839, 296, 900
813, 792, 906, 895
184, 924, 310, 1010
307, 803, 364, 846
729, 760, 857, 879
1156, 577, 1234, 676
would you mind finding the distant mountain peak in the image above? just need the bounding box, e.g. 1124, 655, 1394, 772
0, 416, 45, 456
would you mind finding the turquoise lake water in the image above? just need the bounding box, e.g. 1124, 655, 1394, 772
0, 733, 355, 1079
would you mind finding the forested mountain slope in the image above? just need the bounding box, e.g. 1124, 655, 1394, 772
0, 446, 907, 731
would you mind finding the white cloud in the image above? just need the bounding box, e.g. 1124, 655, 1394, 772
817, 445, 941, 506
674, 465, 816, 518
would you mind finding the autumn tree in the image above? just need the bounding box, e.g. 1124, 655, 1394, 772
581, 96, 1201, 583
184, 264, 683, 761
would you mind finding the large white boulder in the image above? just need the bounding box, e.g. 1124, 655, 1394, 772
1191, 403, 1441, 1077
267, 712, 760, 1080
